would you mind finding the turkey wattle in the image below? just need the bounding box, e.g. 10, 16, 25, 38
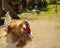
24, 20, 31, 35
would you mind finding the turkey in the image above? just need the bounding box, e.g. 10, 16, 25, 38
7, 19, 32, 47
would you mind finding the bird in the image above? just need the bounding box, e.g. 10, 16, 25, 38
36, 10, 40, 15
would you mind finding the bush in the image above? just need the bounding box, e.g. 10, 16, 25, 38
42, 1, 47, 8
50, 0, 56, 4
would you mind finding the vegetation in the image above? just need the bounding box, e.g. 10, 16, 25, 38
18, 4, 60, 21
4, 0, 60, 21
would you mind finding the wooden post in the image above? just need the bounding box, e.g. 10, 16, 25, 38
0, 0, 2, 18
2, 0, 20, 19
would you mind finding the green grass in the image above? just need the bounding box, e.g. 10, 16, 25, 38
40, 4, 60, 16
18, 4, 60, 21
47, 4, 60, 14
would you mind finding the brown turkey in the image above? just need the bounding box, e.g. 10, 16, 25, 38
7, 19, 32, 47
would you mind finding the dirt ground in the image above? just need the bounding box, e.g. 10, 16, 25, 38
0, 20, 60, 48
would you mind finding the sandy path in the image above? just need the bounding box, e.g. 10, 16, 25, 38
24, 20, 60, 48
0, 20, 60, 48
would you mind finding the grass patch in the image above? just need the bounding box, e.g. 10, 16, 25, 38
18, 12, 39, 20
18, 4, 60, 21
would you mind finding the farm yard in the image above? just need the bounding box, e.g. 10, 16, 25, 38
0, 0, 60, 48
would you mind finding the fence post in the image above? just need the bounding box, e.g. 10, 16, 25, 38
55, 0, 57, 14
